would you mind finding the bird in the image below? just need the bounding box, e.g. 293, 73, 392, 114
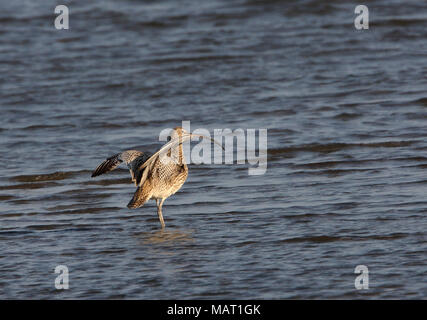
91, 127, 222, 228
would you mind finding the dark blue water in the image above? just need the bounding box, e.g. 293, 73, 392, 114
0, 0, 426, 299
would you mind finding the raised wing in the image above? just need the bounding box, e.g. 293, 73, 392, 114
135, 133, 223, 187
135, 137, 186, 187
91, 150, 152, 186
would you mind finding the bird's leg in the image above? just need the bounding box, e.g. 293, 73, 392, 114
157, 198, 165, 229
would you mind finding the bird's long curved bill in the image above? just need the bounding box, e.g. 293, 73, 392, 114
185, 133, 224, 150
140, 133, 224, 169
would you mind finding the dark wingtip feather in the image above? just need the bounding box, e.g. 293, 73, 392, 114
91, 168, 103, 178
91, 154, 122, 178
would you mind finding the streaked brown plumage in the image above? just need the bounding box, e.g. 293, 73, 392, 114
91, 127, 221, 228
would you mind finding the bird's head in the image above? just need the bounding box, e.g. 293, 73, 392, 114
167, 127, 223, 149
170, 126, 187, 140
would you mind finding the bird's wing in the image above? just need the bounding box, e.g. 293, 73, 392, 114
91, 150, 152, 186
136, 137, 187, 187
133, 134, 223, 187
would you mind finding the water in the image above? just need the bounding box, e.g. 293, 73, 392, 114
0, 0, 426, 299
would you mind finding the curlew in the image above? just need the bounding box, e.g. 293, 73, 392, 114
91, 127, 222, 228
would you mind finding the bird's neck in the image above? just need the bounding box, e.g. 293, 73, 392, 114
177, 142, 185, 165
168, 136, 186, 165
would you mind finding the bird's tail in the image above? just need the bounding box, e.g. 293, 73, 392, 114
127, 182, 152, 209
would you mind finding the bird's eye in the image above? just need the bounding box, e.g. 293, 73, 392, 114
167, 136, 171, 142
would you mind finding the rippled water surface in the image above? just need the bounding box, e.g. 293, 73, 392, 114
1, 0, 426, 299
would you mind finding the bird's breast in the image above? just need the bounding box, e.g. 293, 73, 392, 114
150, 163, 188, 199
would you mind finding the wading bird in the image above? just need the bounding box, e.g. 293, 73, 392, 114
91, 127, 222, 228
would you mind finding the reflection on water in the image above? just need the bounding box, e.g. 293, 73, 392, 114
135, 228, 195, 245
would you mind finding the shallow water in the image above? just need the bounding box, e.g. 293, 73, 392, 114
0, 0, 426, 299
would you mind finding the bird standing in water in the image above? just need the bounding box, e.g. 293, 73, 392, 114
91, 127, 222, 228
